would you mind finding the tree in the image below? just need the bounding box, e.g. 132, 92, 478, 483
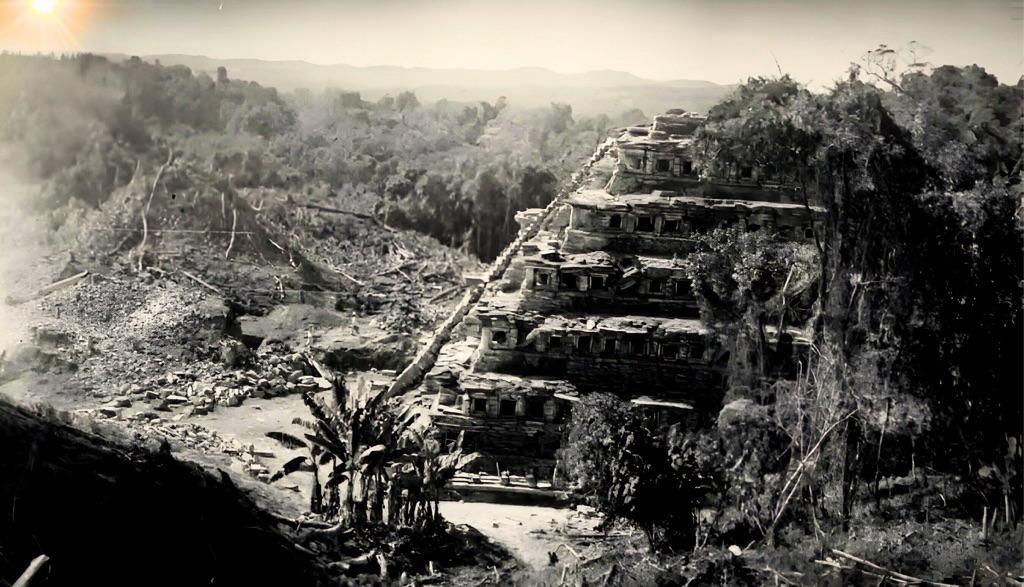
892, 65, 1023, 187
558, 393, 706, 552
395, 91, 420, 112
376, 94, 395, 111
695, 75, 819, 191
854, 41, 933, 94
692, 63, 1022, 528
685, 229, 818, 389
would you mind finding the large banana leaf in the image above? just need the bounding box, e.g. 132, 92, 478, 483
269, 456, 309, 483
324, 466, 350, 489
303, 433, 347, 459
265, 431, 307, 450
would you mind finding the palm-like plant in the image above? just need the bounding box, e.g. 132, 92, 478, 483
416, 438, 479, 528
265, 364, 477, 532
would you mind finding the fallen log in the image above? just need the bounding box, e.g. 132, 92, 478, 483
297, 521, 354, 545
179, 270, 222, 296
303, 354, 334, 381
4, 271, 90, 306
428, 285, 464, 304
820, 550, 959, 587
334, 268, 365, 287
326, 549, 380, 577
302, 204, 396, 232
31, 270, 89, 299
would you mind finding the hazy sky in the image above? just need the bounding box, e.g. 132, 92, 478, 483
1, 0, 1022, 86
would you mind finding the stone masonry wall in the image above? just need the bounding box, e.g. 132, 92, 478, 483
384, 139, 616, 400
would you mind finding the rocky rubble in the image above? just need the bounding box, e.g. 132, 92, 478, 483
71, 407, 285, 480
81, 340, 333, 414
62, 337, 342, 482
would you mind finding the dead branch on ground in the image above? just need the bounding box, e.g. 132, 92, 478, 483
428, 285, 464, 304
832, 549, 957, 586
302, 203, 396, 232
554, 543, 582, 560
335, 268, 365, 287
4, 271, 90, 306
179, 270, 222, 296
815, 549, 959, 587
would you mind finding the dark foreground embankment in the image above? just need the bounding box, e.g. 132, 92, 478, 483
0, 396, 325, 587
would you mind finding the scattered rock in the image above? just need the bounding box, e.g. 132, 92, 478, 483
97, 407, 121, 419
220, 339, 250, 368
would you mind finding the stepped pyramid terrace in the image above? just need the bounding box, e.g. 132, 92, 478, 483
381, 109, 825, 499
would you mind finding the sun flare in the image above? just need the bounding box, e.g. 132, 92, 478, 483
1, 0, 90, 52
30, 0, 57, 16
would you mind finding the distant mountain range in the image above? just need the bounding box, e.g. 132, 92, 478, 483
102, 53, 735, 116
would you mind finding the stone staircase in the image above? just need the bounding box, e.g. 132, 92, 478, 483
383, 139, 616, 400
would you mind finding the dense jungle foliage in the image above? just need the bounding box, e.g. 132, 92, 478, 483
561, 56, 1022, 553
0, 52, 647, 261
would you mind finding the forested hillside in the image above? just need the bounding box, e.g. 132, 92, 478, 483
0, 52, 645, 261
101, 52, 733, 117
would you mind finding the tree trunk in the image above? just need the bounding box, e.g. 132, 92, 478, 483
310, 467, 323, 514
817, 419, 849, 524
383, 477, 399, 526
343, 475, 356, 527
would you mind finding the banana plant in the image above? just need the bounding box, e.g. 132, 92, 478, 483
266, 367, 478, 531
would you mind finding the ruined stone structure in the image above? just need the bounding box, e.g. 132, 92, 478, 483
394, 110, 823, 495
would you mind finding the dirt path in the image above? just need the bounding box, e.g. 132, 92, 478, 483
196, 393, 313, 511
439, 502, 603, 570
